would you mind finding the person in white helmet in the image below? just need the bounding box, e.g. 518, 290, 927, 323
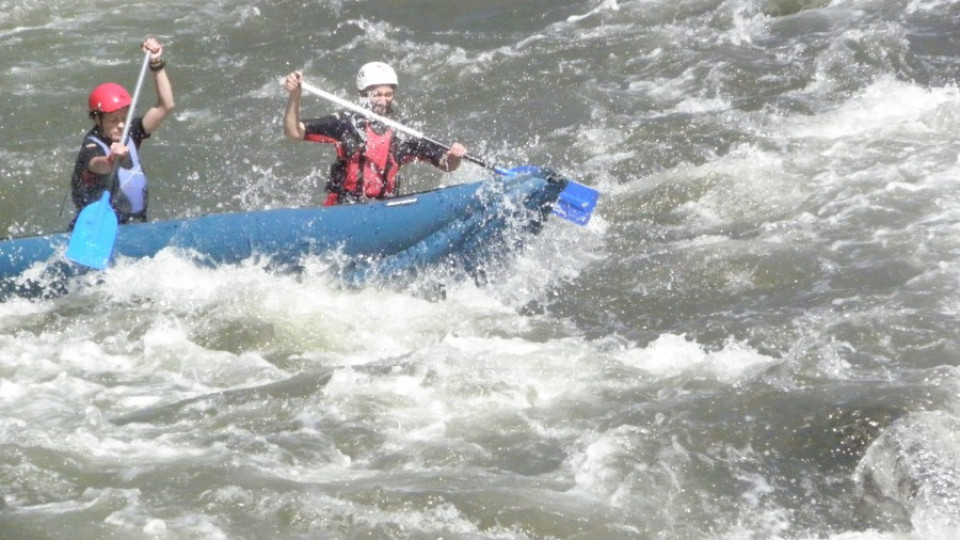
283, 62, 467, 206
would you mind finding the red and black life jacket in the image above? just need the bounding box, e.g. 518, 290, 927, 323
341, 123, 399, 200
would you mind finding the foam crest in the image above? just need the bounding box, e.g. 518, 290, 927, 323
619, 334, 780, 382
788, 77, 960, 141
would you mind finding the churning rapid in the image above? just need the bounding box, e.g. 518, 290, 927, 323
3, 0, 960, 538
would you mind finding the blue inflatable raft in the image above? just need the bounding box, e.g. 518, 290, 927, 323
0, 169, 572, 298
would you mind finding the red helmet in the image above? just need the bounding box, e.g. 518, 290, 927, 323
88, 83, 131, 114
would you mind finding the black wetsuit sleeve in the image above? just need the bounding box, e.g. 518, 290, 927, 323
303, 114, 352, 143
397, 136, 447, 166
76, 139, 106, 169
70, 136, 109, 209
128, 117, 150, 147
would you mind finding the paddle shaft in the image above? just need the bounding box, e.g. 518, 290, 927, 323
114, 51, 152, 181
121, 52, 153, 148
299, 81, 510, 175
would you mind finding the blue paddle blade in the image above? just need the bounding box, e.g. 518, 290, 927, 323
552, 181, 599, 226
497, 165, 598, 225
66, 191, 118, 270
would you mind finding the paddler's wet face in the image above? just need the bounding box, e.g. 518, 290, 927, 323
97, 107, 129, 142
361, 84, 395, 115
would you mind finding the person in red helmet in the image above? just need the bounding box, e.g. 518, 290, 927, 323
69, 37, 175, 225
283, 62, 467, 206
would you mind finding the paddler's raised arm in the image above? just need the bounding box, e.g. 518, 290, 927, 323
283, 70, 307, 140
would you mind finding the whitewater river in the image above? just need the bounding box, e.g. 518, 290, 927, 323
3, 0, 960, 538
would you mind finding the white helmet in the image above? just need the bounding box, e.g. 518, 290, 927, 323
356, 62, 398, 92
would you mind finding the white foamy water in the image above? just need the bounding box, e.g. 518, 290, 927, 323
4, 0, 960, 538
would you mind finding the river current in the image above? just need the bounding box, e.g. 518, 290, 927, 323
3, 0, 960, 538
